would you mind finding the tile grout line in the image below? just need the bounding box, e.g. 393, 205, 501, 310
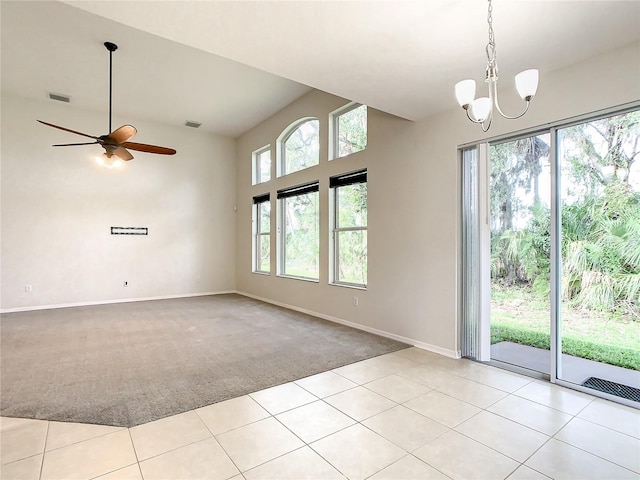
312, 370, 453, 479
552, 435, 640, 475
256, 372, 402, 477
129, 416, 215, 466
38, 420, 50, 480
42, 425, 127, 454
511, 379, 597, 416
451, 412, 547, 470
125, 427, 144, 480
575, 412, 640, 440
198, 406, 269, 477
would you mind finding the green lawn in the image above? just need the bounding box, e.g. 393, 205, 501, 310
491, 284, 640, 370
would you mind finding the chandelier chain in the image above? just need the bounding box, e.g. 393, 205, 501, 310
486, 0, 496, 65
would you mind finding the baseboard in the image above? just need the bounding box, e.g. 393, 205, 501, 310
236, 290, 460, 359
0, 291, 234, 314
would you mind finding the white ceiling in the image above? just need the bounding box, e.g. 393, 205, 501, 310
2, 1, 639, 137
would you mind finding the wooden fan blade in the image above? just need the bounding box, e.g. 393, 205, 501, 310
113, 147, 134, 161
37, 120, 98, 140
121, 142, 176, 155
109, 125, 137, 144
53, 142, 99, 147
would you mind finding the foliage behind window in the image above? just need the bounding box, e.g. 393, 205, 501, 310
256, 201, 271, 272
283, 119, 319, 175
255, 148, 271, 184
489, 110, 640, 316
334, 181, 367, 286
336, 104, 367, 159
282, 191, 319, 279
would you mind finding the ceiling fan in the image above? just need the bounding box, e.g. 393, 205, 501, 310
38, 42, 176, 166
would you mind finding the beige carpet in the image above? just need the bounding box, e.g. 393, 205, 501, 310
0, 294, 408, 427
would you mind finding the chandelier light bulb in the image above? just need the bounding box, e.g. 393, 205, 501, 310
455, 79, 476, 108
515, 69, 539, 100
471, 97, 492, 123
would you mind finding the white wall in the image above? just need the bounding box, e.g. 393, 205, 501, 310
1, 94, 237, 310
235, 41, 640, 357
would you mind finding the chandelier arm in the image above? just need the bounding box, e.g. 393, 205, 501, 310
493, 93, 532, 120
465, 107, 485, 124
488, 76, 530, 120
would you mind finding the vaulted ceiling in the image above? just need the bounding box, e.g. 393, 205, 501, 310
2, 1, 639, 137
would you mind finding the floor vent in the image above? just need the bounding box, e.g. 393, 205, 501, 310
582, 377, 640, 402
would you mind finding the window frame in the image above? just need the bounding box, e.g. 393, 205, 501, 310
252, 145, 271, 185
277, 118, 320, 177
330, 169, 368, 288
330, 103, 367, 161
277, 181, 320, 281
252, 193, 271, 274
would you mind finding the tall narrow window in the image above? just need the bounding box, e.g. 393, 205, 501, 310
331, 170, 367, 287
253, 193, 271, 273
281, 119, 320, 176
277, 182, 319, 280
253, 146, 271, 185
331, 103, 367, 159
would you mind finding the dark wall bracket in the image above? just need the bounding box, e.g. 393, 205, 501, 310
111, 227, 148, 235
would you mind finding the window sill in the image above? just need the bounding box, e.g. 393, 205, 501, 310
329, 282, 367, 291
252, 271, 271, 276
277, 274, 319, 283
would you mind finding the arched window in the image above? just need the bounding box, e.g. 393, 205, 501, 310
279, 118, 319, 176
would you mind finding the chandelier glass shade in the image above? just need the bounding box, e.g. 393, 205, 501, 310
455, 0, 539, 131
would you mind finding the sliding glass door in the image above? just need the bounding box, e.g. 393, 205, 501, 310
488, 134, 552, 374
461, 106, 640, 404
557, 111, 640, 400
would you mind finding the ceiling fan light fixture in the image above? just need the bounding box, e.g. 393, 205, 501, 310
96, 153, 123, 168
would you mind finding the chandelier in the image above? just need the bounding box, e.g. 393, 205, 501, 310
454, 0, 539, 131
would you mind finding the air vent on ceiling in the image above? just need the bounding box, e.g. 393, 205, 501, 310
48, 92, 71, 103
184, 120, 202, 128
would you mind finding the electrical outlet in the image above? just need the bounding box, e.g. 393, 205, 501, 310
353, 296, 359, 306
25, 285, 32, 293
123, 281, 128, 287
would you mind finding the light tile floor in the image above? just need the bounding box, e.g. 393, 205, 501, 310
2, 347, 639, 480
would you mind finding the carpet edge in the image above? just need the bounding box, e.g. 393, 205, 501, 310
236, 290, 460, 359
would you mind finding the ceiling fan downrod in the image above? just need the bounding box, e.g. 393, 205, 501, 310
104, 42, 118, 134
